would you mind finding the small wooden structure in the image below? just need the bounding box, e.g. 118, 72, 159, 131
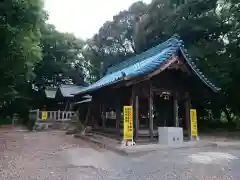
55, 84, 84, 110
43, 84, 87, 111
34, 85, 90, 130
74, 36, 219, 141
29, 109, 76, 130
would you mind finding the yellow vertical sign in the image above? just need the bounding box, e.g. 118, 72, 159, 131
42, 111, 48, 120
190, 109, 198, 137
123, 106, 133, 140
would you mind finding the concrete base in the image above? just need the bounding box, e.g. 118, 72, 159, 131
33, 120, 72, 131
34, 121, 52, 130
158, 127, 183, 145
74, 133, 227, 156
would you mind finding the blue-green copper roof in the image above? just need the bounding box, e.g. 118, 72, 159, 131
77, 36, 219, 94
106, 37, 180, 75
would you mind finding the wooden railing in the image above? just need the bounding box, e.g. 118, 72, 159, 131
29, 110, 76, 122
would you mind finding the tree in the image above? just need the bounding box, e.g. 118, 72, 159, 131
84, 1, 148, 80
217, 0, 240, 115
84, 0, 240, 122
134, 0, 239, 119
0, 0, 46, 106
33, 24, 86, 89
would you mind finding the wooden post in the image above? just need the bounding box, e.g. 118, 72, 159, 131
36, 109, 40, 121
131, 86, 139, 141
149, 83, 154, 141
102, 104, 106, 129
173, 93, 179, 127
135, 95, 139, 140
64, 101, 69, 111
69, 103, 73, 111
116, 97, 121, 139
58, 110, 61, 121
185, 92, 192, 140
116, 96, 120, 130
84, 106, 90, 126
54, 111, 57, 121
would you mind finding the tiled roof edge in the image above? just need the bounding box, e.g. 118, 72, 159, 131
178, 39, 221, 92
76, 35, 221, 95
106, 35, 180, 75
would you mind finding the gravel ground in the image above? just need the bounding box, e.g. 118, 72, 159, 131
1, 128, 240, 180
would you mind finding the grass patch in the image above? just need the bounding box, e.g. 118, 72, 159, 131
0, 117, 12, 125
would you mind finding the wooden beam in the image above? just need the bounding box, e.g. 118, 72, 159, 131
167, 59, 190, 74
152, 88, 173, 94
147, 57, 178, 78
149, 83, 154, 141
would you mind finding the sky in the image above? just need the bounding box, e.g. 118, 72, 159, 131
44, 0, 150, 40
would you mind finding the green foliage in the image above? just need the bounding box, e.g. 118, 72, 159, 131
0, 117, 12, 125
0, 0, 46, 104
0, 0, 86, 118
83, 1, 148, 80
33, 24, 86, 88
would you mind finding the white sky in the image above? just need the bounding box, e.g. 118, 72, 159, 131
44, 0, 150, 39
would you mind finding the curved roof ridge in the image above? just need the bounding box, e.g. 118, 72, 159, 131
106, 36, 181, 75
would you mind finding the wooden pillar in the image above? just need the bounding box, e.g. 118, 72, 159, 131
134, 95, 139, 140
149, 83, 154, 141
131, 86, 139, 140
116, 97, 121, 137
184, 92, 191, 140
64, 101, 69, 111
58, 110, 61, 121
36, 109, 40, 121
130, 87, 134, 106
69, 103, 73, 111
173, 93, 179, 127
102, 104, 106, 129
83, 103, 91, 126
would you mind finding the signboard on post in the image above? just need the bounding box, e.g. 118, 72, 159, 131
42, 111, 48, 121
123, 106, 133, 140
190, 109, 198, 137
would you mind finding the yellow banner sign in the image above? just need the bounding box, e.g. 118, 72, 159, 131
190, 109, 198, 137
123, 106, 133, 140
42, 111, 48, 120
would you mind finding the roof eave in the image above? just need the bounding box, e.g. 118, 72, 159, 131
74, 78, 125, 96
179, 48, 220, 93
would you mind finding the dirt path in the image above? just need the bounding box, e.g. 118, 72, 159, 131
1, 127, 240, 180
0, 128, 110, 180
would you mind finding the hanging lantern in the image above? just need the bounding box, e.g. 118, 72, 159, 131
160, 91, 171, 100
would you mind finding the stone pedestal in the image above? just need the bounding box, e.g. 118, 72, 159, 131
158, 127, 183, 145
